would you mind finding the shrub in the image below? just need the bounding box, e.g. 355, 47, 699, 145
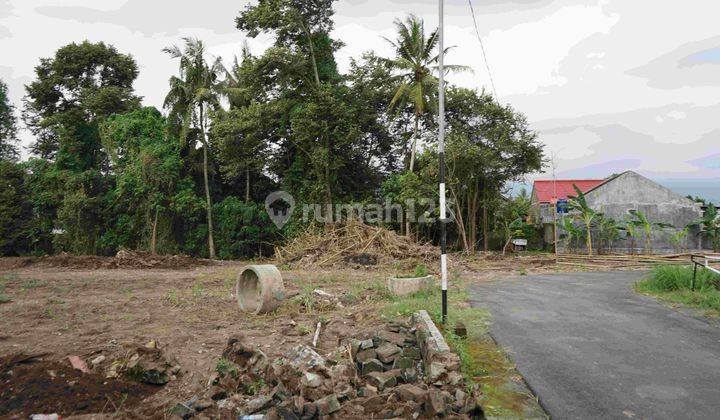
639, 265, 719, 293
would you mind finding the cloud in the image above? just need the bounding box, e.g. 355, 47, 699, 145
627, 35, 720, 89
35, 0, 242, 36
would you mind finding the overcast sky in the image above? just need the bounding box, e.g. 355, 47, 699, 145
1, 0, 719, 197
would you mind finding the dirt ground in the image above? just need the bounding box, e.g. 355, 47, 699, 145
0, 253, 563, 418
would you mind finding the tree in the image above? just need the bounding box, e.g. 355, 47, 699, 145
443, 88, 543, 252
236, 0, 340, 88
494, 197, 533, 256
688, 203, 720, 252
559, 216, 583, 253
23, 41, 140, 254
24, 41, 140, 167
164, 38, 222, 259
568, 185, 599, 255
101, 107, 183, 254
0, 79, 19, 161
627, 209, 672, 255
0, 160, 31, 255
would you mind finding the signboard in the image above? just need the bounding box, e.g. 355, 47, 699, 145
512, 239, 528, 246
556, 199, 569, 214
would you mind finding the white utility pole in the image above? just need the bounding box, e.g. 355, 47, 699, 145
438, 0, 448, 323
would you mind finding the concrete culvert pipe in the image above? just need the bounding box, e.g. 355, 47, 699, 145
236, 265, 286, 314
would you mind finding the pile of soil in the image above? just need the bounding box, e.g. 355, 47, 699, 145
276, 221, 438, 268
2, 250, 213, 270
0, 353, 160, 417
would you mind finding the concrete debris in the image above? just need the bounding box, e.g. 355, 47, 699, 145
197, 314, 482, 419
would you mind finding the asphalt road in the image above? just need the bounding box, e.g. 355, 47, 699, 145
469, 271, 720, 420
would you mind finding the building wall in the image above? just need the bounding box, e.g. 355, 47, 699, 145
571, 171, 704, 253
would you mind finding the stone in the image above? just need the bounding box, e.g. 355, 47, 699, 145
401, 367, 419, 383
67, 356, 90, 373
454, 389, 467, 410
91, 355, 106, 366
428, 361, 447, 383
246, 395, 272, 414
207, 372, 220, 387
454, 321, 468, 338
375, 342, 401, 364
300, 372, 323, 388
359, 339, 374, 350
392, 357, 414, 370
386, 275, 434, 296
276, 407, 300, 420
301, 402, 317, 420
394, 384, 427, 403
359, 385, 378, 397
366, 371, 397, 391
401, 347, 421, 360
169, 402, 194, 419
286, 345, 326, 370
315, 394, 341, 415
355, 349, 377, 363
360, 358, 384, 376
377, 330, 406, 347
447, 371, 464, 386
426, 389, 446, 417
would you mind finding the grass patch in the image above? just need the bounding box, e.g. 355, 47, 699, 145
635, 265, 720, 317
0, 279, 9, 304
21, 278, 47, 291
379, 277, 538, 418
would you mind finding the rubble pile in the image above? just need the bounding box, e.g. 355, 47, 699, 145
178, 313, 484, 419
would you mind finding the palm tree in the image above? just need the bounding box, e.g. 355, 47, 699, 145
568, 185, 599, 255
164, 38, 222, 259
384, 15, 467, 237
384, 14, 467, 172
559, 216, 583, 253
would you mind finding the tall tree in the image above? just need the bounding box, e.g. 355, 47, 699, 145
164, 38, 222, 259
23, 41, 140, 254
444, 88, 543, 252
24, 41, 140, 167
0, 79, 19, 161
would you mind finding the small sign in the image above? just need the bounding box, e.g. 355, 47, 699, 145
556, 199, 569, 214
512, 239, 528, 246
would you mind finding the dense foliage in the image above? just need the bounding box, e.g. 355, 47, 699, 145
0, 4, 547, 258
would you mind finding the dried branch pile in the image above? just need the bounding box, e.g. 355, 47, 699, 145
276, 221, 438, 268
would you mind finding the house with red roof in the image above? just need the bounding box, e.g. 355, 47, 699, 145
530, 171, 706, 253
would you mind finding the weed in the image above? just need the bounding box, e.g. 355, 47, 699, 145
164, 289, 181, 306
518, 267, 528, 276
120, 314, 134, 321
296, 324, 311, 335
123, 287, 134, 300
636, 265, 720, 316
0, 295, 11, 304
21, 279, 47, 291
216, 357, 239, 378
191, 282, 204, 298
43, 307, 58, 320
246, 378, 266, 396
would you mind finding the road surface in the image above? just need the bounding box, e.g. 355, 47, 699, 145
470, 271, 720, 420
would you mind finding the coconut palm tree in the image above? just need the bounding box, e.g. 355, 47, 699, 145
164, 38, 223, 259
384, 14, 467, 172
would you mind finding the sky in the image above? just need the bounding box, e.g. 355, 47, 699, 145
1, 0, 718, 200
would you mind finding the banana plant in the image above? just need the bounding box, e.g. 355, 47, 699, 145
559, 216, 583, 253
627, 209, 672, 255
597, 215, 622, 254
688, 203, 720, 252
669, 227, 689, 253
568, 185, 599, 255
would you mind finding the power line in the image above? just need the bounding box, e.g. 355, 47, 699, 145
467, 0, 499, 101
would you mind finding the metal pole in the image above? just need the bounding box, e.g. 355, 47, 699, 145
438, 0, 448, 323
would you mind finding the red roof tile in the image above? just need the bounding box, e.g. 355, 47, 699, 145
532, 179, 605, 203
